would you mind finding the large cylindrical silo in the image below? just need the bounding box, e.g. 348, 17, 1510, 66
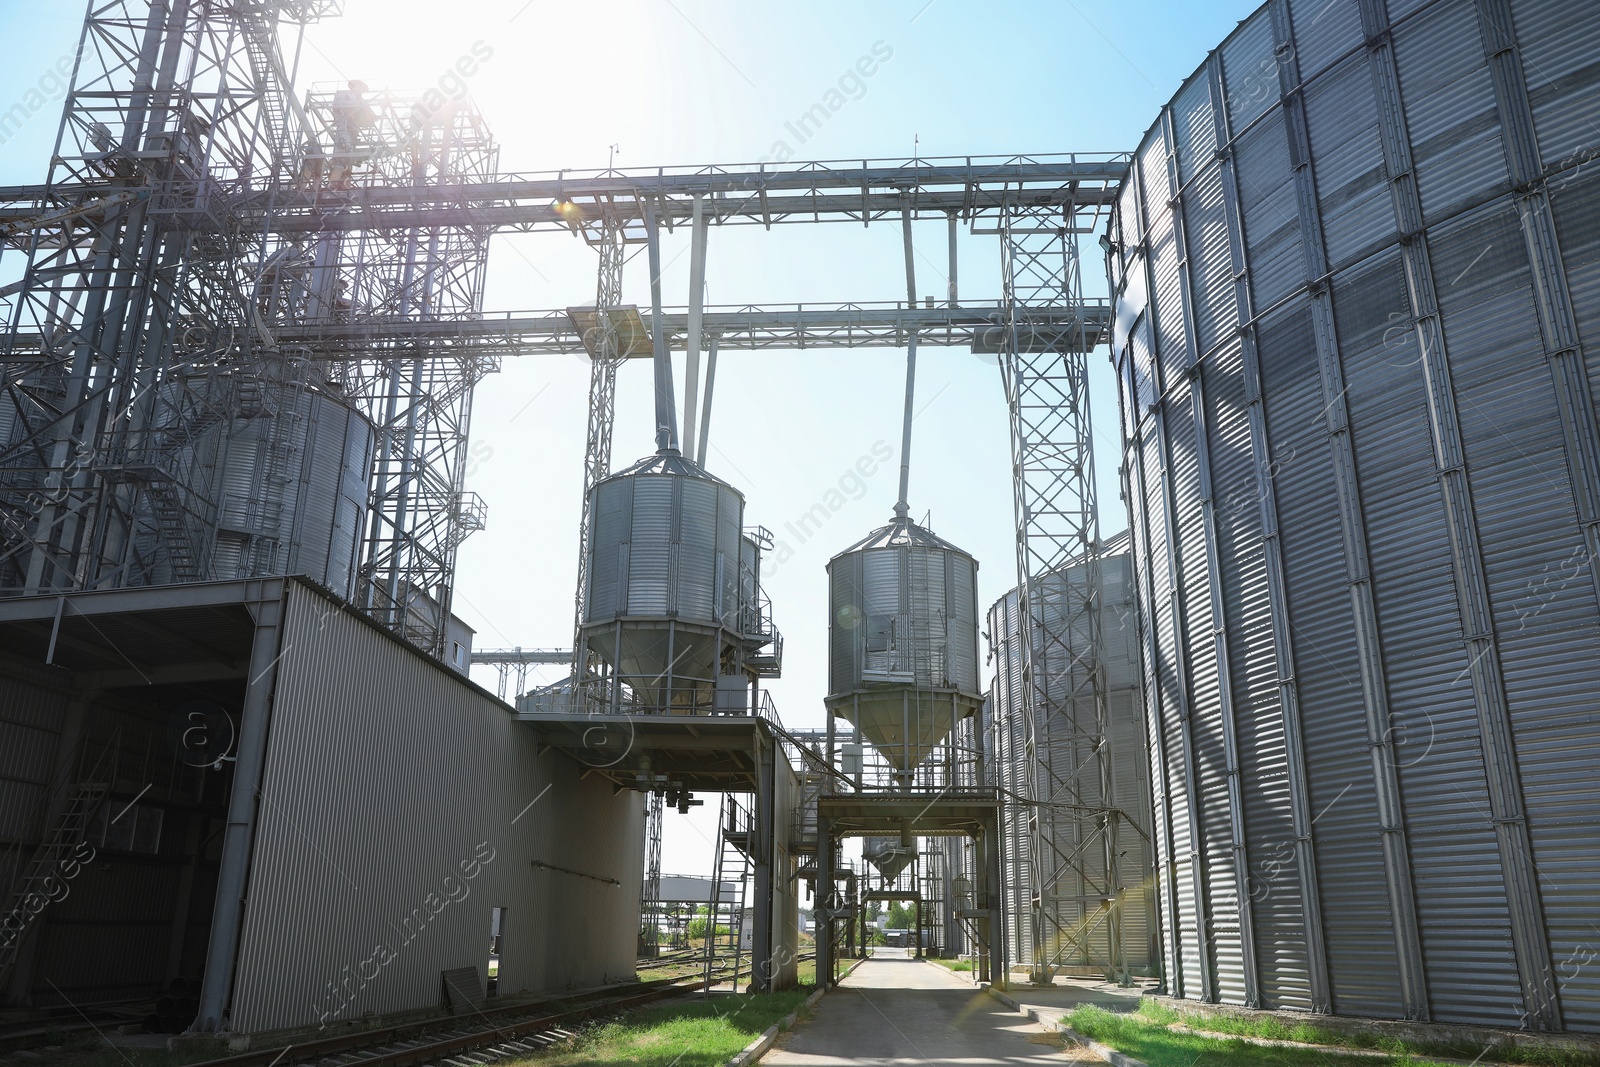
581, 448, 774, 712
825, 515, 982, 785
987, 534, 1156, 977
1110, 0, 1600, 1030
132, 377, 375, 597
208, 387, 375, 598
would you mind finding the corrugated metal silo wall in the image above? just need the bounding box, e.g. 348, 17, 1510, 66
987, 589, 1032, 971
986, 549, 1156, 975
1111, 0, 1600, 1030
230, 582, 643, 1033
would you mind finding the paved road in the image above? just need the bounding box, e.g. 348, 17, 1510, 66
764, 955, 1101, 1065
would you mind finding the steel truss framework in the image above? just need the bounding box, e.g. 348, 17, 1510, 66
0, 0, 494, 656
0, 0, 330, 598
1000, 200, 1129, 981
469, 646, 570, 701
3, 155, 1128, 238
0, 0, 1137, 990
570, 213, 629, 683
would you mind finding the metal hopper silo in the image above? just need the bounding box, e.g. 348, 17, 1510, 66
825, 514, 982, 783
579, 448, 779, 712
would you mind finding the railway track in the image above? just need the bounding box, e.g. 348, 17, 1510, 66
180, 959, 756, 1067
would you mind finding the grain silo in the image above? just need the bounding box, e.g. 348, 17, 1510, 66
987, 533, 1156, 978
825, 515, 983, 785
134, 372, 375, 598
1109, 0, 1600, 1031
578, 448, 779, 712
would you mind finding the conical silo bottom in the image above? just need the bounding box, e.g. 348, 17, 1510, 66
827, 689, 978, 773
863, 837, 917, 880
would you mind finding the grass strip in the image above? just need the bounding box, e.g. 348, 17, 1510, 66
1135, 1000, 1600, 1067
1067, 1003, 1456, 1067
505, 988, 814, 1067
1069, 1001, 1600, 1067
928, 958, 974, 972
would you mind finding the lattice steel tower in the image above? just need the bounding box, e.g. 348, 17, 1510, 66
999, 196, 1127, 982
0, 0, 493, 657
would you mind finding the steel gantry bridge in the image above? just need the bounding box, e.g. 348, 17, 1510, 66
0, 0, 1139, 998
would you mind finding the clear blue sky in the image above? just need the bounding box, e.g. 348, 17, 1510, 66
0, 0, 1261, 873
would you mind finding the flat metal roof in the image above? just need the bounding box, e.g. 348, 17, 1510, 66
516, 712, 779, 792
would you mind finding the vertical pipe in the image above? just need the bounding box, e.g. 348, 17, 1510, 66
896, 205, 918, 519
947, 212, 958, 306
644, 201, 677, 452
194, 583, 285, 1032
696, 337, 718, 466
684, 196, 707, 454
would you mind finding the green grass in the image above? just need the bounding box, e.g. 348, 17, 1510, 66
507, 989, 813, 1067
1066, 1001, 1600, 1067
1066, 1003, 1449, 1067
930, 958, 974, 972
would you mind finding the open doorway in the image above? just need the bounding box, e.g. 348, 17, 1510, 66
487, 907, 504, 996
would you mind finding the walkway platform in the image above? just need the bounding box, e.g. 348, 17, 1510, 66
763, 953, 1102, 1065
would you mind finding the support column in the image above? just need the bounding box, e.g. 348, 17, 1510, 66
983, 810, 1005, 986
947, 212, 959, 306
817, 812, 835, 987
751, 735, 774, 993
193, 583, 285, 1033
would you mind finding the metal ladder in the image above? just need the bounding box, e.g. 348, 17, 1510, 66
0, 738, 119, 976
702, 794, 752, 992
238, 11, 293, 175
147, 479, 203, 582
248, 363, 305, 576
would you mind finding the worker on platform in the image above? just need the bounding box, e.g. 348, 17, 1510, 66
328, 79, 376, 188
297, 137, 326, 190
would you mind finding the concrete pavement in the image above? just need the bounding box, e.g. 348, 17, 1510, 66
762, 953, 1104, 1065
996, 973, 1151, 1031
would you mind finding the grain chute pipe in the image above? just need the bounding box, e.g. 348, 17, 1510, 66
644, 200, 678, 452
696, 336, 718, 466
896, 202, 917, 519
683, 194, 707, 453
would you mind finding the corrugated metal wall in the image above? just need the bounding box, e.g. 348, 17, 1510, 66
987, 540, 1157, 976
230, 582, 642, 1033
1111, 0, 1600, 1031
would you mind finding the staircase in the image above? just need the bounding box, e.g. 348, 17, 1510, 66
247, 367, 306, 576
238, 11, 292, 176
703, 794, 752, 992
0, 740, 119, 977
147, 480, 203, 583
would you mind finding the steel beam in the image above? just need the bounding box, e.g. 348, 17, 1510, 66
2, 303, 1104, 362
0, 155, 1128, 243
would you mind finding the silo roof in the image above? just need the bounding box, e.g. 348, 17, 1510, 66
831, 514, 975, 561
599, 448, 737, 490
